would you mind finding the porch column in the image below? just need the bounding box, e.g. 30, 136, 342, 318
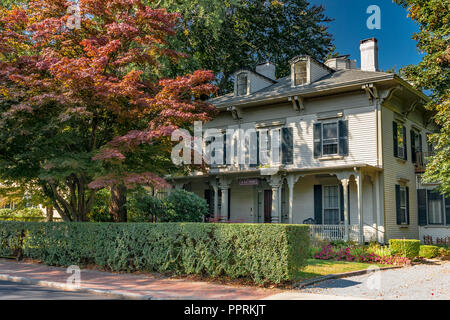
356, 171, 364, 244
286, 174, 302, 224
374, 172, 383, 243
268, 175, 283, 224
340, 178, 350, 242
219, 177, 232, 222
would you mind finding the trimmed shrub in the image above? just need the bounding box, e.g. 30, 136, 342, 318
389, 239, 420, 259
419, 245, 440, 259
0, 208, 44, 222
0, 221, 309, 284
127, 192, 166, 222
163, 189, 208, 222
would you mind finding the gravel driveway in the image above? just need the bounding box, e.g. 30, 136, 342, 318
299, 261, 450, 300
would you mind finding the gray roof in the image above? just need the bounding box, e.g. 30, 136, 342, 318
210, 69, 395, 108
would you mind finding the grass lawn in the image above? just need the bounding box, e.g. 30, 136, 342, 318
297, 259, 389, 281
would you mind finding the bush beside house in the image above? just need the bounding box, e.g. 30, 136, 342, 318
0, 221, 310, 284
419, 245, 440, 259
389, 239, 421, 259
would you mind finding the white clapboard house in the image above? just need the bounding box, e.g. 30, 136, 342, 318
170, 38, 449, 244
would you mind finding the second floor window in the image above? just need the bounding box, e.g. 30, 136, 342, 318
313, 120, 348, 158
236, 73, 248, 96
393, 121, 407, 160
410, 129, 423, 164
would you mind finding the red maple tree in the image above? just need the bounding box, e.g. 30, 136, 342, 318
0, 0, 217, 221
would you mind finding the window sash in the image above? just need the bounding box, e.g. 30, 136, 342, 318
322, 122, 339, 156
427, 191, 444, 225
399, 186, 408, 224
396, 123, 405, 158
323, 186, 340, 224
237, 74, 247, 96
294, 61, 307, 85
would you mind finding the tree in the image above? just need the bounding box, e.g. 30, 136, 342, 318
394, 0, 450, 194
155, 0, 334, 94
0, 0, 217, 221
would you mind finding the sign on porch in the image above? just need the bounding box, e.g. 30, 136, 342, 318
239, 178, 259, 186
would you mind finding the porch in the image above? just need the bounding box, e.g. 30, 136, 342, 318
172, 167, 384, 243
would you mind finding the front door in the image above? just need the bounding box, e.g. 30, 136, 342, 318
264, 190, 272, 223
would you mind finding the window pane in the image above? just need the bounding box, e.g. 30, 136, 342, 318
295, 61, 307, 85
237, 74, 247, 95
324, 209, 340, 224
323, 123, 338, 139
324, 186, 338, 208
428, 192, 443, 224
323, 143, 338, 155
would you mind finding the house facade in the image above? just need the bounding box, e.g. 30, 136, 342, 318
171, 38, 449, 244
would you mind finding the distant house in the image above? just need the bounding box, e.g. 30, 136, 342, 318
170, 38, 448, 244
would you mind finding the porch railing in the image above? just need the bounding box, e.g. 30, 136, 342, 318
310, 224, 376, 242
415, 151, 433, 173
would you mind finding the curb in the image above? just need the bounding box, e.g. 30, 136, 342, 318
0, 273, 153, 300
293, 265, 403, 289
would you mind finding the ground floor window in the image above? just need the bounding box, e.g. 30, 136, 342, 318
323, 185, 340, 224
418, 188, 449, 226
395, 185, 409, 225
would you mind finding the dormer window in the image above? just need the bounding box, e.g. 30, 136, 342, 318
294, 60, 307, 86
236, 72, 248, 96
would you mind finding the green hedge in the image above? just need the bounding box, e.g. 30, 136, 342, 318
389, 239, 420, 259
0, 222, 309, 284
419, 245, 440, 259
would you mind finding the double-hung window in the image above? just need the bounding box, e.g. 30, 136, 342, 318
393, 121, 407, 160
313, 120, 349, 158
323, 185, 340, 225
294, 60, 308, 86
395, 185, 409, 225
418, 188, 449, 226
236, 73, 248, 96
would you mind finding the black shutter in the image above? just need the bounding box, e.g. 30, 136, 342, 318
403, 126, 408, 160
417, 189, 427, 226
405, 186, 410, 224
338, 120, 349, 156
313, 123, 322, 158
445, 196, 450, 226
410, 130, 416, 163
281, 127, 293, 165
227, 189, 231, 220
314, 185, 322, 224
395, 184, 401, 225
250, 131, 258, 168
393, 121, 398, 158
418, 133, 423, 153
223, 132, 227, 165
339, 184, 344, 222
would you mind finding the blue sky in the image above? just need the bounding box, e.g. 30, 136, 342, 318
309, 0, 422, 72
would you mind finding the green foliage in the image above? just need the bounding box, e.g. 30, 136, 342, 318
389, 239, 421, 258
127, 189, 167, 222
0, 208, 44, 221
158, 0, 334, 94
419, 245, 440, 259
162, 189, 208, 222
88, 189, 112, 222
394, 0, 450, 194
0, 221, 310, 284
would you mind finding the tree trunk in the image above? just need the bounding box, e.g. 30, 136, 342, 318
45, 206, 53, 222
109, 184, 127, 222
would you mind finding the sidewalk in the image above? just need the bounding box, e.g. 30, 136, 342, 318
0, 259, 281, 300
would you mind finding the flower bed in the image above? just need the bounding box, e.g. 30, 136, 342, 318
313, 244, 411, 265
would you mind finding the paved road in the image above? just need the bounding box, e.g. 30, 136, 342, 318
298, 261, 450, 300
0, 280, 118, 300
